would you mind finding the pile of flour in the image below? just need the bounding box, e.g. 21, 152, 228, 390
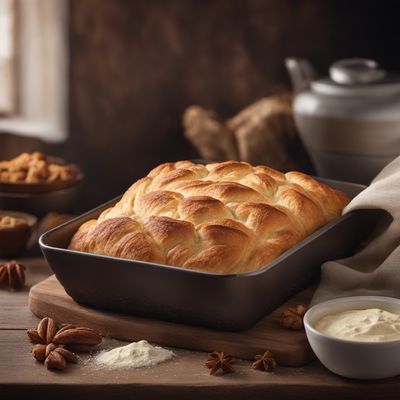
92, 340, 174, 369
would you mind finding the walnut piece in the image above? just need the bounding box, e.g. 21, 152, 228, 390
279, 305, 307, 330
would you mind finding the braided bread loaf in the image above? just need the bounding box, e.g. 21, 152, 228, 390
69, 161, 349, 274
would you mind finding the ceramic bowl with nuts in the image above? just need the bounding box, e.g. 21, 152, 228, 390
0, 211, 37, 257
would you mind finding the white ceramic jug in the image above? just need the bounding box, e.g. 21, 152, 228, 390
286, 58, 400, 184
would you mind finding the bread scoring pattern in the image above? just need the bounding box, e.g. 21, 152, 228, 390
69, 161, 349, 274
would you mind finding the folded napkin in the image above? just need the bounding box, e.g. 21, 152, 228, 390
312, 155, 400, 304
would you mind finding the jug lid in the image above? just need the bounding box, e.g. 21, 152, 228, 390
311, 58, 400, 96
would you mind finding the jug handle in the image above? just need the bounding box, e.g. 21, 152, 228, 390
285, 58, 318, 92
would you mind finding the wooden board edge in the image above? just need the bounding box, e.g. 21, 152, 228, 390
28, 276, 315, 367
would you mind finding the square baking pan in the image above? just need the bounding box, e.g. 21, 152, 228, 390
39, 177, 383, 331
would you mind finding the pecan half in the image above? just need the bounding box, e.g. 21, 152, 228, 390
36, 317, 59, 344
54, 347, 78, 363
45, 343, 57, 357
27, 328, 42, 344
32, 344, 47, 362
45, 349, 67, 370
53, 326, 102, 346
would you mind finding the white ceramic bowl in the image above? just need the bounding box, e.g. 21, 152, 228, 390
304, 296, 400, 380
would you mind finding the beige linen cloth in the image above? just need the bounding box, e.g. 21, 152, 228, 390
312, 155, 400, 304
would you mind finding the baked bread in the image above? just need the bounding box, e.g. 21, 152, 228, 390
69, 161, 349, 274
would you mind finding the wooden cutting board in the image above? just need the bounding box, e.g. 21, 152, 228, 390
29, 275, 315, 367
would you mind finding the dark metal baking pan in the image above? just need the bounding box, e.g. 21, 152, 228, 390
39, 178, 383, 331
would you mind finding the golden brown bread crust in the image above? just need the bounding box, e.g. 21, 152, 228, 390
69, 161, 350, 274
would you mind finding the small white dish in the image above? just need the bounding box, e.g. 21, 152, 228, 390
304, 296, 400, 380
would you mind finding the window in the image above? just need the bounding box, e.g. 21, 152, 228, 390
0, 0, 15, 115
0, 0, 68, 142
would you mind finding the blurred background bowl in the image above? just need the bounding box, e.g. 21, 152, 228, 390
0, 210, 37, 258
0, 171, 83, 194
0, 182, 82, 218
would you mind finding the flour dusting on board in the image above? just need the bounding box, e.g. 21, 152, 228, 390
92, 340, 174, 369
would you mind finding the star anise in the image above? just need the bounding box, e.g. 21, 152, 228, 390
27, 318, 102, 348
205, 351, 235, 375
27, 317, 60, 344
32, 343, 78, 370
0, 260, 26, 289
252, 350, 277, 371
27, 317, 102, 371
279, 305, 307, 330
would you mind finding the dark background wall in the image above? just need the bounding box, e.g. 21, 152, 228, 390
1, 0, 400, 211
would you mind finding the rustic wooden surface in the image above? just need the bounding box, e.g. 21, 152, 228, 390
29, 275, 314, 367
1, 258, 400, 399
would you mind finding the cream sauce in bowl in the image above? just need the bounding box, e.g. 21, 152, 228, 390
314, 308, 400, 342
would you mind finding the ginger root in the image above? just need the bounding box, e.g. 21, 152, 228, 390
183, 93, 312, 172
183, 106, 238, 162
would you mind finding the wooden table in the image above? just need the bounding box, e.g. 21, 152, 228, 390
1, 258, 399, 400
